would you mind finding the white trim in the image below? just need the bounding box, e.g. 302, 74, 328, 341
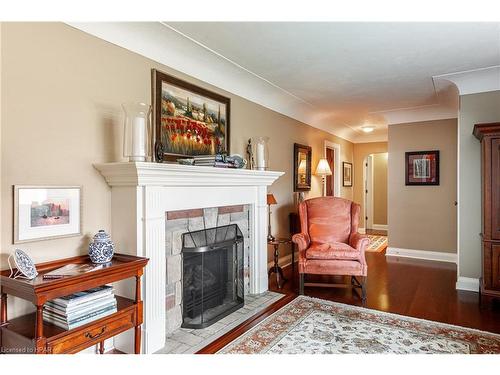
365, 155, 374, 229
374, 104, 457, 126
323, 141, 341, 197
372, 224, 388, 231
358, 227, 366, 234
94, 162, 284, 187
455, 277, 480, 292
433, 65, 500, 96
386, 247, 457, 264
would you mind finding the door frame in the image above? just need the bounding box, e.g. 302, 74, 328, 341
364, 155, 374, 230
324, 141, 341, 197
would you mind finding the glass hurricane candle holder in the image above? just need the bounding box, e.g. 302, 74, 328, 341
122, 103, 152, 162
251, 136, 270, 171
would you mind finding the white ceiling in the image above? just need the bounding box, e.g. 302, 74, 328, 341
70, 22, 500, 142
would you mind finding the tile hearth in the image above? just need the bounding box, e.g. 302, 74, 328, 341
156, 291, 284, 354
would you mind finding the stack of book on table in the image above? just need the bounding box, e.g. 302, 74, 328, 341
43, 285, 117, 330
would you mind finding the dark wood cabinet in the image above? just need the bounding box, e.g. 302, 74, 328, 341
474, 122, 500, 300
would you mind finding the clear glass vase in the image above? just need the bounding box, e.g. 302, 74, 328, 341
251, 136, 270, 170
122, 103, 152, 162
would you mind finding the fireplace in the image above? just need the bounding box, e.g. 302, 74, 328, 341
182, 224, 244, 328
94, 162, 283, 353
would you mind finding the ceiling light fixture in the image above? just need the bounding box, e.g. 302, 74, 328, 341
361, 125, 375, 133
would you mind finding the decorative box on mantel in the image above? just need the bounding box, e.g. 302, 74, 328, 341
93, 162, 284, 354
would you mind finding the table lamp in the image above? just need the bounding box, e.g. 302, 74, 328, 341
315, 158, 332, 196
267, 193, 277, 241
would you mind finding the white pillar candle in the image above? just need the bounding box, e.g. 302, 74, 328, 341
256, 142, 265, 170
131, 116, 146, 161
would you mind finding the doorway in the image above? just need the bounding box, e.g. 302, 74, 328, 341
364, 153, 388, 239
324, 141, 341, 197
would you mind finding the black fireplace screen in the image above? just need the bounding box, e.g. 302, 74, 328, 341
181, 224, 244, 329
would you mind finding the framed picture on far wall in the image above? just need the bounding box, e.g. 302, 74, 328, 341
405, 150, 440, 186
152, 69, 231, 162
14, 186, 82, 243
343, 162, 353, 187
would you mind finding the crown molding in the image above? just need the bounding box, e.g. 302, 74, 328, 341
433, 66, 500, 96
374, 104, 458, 126
66, 22, 358, 142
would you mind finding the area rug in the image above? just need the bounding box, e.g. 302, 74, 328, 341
366, 235, 387, 252
219, 296, 500, 354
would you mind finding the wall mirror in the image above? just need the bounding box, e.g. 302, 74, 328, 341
294, 143, 312, 192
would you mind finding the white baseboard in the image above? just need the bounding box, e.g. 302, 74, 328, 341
358, 227, 366, 234
371, 224, 388, 231
455, 277, 480, 292
386, 247, 457, 264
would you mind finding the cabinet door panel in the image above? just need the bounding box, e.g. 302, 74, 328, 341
492, 138, 500, 240
493, 244, 500, 290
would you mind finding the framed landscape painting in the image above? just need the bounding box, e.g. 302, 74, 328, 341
343, 162, 353, 187
152, 69, 230, 162
14, 186, 81, 243
405, 150, 440, 185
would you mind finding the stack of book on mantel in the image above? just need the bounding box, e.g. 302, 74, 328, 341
193, 154, 237, 168
43, 285, 117, 330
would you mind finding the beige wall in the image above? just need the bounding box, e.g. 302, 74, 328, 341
458, 91, 500, 279
388, 119, 457, 253
1, 23, 354, 315
352, 142, 388, 228
372, 153, 388, 225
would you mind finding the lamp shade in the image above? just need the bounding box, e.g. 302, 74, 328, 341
297, 159, 307, 174
267, 193, 277, 205
315, 158, 332, 176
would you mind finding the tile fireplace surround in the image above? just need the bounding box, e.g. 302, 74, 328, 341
94, 162, 283, 354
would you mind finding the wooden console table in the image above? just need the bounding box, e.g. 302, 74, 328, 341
0, 253, 148, 354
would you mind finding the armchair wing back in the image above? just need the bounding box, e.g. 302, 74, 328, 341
299, 197, 361, 244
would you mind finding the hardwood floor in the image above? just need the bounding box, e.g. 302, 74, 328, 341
271, 251, 500, 333
198, 250, 500, 353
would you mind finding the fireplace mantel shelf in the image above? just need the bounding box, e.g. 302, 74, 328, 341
94, 162, 284, 187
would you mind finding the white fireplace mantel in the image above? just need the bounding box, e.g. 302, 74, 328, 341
94, 162, 284, 353
95, 162, 284, 187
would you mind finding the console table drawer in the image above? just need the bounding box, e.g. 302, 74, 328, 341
48, 307, 135, 354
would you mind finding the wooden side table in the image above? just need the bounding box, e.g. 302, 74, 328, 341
268, 238, 292, 289
0, 253, 148, 354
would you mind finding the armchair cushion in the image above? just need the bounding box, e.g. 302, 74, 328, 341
306, 242, 361, 261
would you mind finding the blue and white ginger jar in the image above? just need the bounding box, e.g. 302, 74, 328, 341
89, 230, 115, 264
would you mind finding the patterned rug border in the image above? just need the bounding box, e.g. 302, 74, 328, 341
219, 295, 500, 353
366, 235, 387, 252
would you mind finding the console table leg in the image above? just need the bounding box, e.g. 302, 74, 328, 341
134, 275, 142, 354
0, 293, 7, 324
35, 305, 45, 354
134, 326, 141, 354
99, 341, 105, 354
0, 293, 6, 353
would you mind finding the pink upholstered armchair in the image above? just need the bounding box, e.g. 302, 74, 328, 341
292, 197, 369, 301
